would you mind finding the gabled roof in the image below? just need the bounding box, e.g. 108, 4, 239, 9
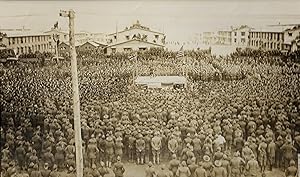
107, 39, 164, 48
108, 27, 164, 36
82, 41, 107, 47
59, 41, 82, 47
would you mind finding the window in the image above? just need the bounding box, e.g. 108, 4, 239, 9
21, 37, 24, 44
241, 38, 245, 43
114, 35, 117, 39
126, 35, 130, 40
155, 35, 159, 39
241, 32, 245, 36
123, 48, 132, 52
234, 38, 237, 43
234, 32, 237, 36
288, 33, 292, 37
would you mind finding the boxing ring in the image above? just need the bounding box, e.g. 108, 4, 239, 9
135, 76, 187, 89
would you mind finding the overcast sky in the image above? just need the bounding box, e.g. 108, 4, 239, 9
0, 0, 299, 42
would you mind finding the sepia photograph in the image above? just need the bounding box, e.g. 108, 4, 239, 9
0, 0, 300, 177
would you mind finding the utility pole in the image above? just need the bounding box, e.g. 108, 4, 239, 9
59, 9, 83, 177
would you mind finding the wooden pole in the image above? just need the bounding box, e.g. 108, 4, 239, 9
60, 9, 83, 177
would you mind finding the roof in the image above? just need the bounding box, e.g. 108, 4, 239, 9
1, 31, 51, 37
135, 76, 187, 86
60, 41, 82, 47
44, 29, 68, 34
107, 39, 164, 48
82, 41, 107, 47
232, 25, 252, 31
251, 25, 298, 33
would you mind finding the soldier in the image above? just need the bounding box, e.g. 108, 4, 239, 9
192, 134, 202, 162
15, 141, 26, 170
113, 156, 125, 177
144, 131, 152, 163
54, 143, 65, 170
230, 152, 245, 177
90, 164, 101, 177
136, 133, 146, 165
41, 163, 51, 177
168, 134, 179, 160
169, 154, 180, 177
151, 131, 162, 165
285, 160, 298, 177
66, 165, 76, 177
188, 157, 198, 177
280, 139, 297, 168
220, 154, 230, 177
213, 147, 224, 162
245, 154, 259, 177
156, 165, 171, 177
105, 136, 114, 168
258, 136, 267, 173
212, 160, 226, 177
194, 162, 207, 177
275, 135, 284, 168
29, 164, 42, 177
65, 141, 76, 168
29, 150, 39, 168
128, 133, 136, 162
202, 155, 213, 177
43, 147, 55, 169
267, 139, 276, 171
176, 161, 191, 177
87, 135, 99, 168
115, 137, 124, 162
242, 142, 253, 164
98, 161, 109, 177
145, 161, 156, 177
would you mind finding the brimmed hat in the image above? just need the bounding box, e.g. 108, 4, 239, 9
203, 155, 210, 162
214, 160, 222, 167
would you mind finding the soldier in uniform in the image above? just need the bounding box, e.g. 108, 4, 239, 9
98, 161, 109, 177
220, 154, 230, 177
87, 135, 99, 168
151, 131, 162, 165
115, 137, 124, 162
145, 161, 156, 177
245, 154, 259, 177
267, 139, 276, 171
202, 155, 213, 177
43, 147, 54, 169
257, 136, 267, 173
105, 136, 114, 168
168, 134, 179, 160
176, 161, 191, 177
136, 133, 145, 165
194, 162, 207, 177
54, 143, 65, 170
15, 141, 26, 170
285, 160, 298, 177
188, 157, 198, 177
212, 160, 226, 177
280, 139, 297, 168
156, 165, 171, 177
113, 156, 125, 177
128, 133, 136, 162
168, 154, 180, 177
41, 163, 51, 177
30, 164, 42, 177
192, 134, 202, 162
230, 152, 245, 177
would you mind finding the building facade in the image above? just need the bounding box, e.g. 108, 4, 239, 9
249, 28, 284, 51
231, 25, 252, 46
0, 30, 51, 54
283, 25, 300, 52
217, 30, 232, 45
202, 32, 217, 45
106, 20, 166, 54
